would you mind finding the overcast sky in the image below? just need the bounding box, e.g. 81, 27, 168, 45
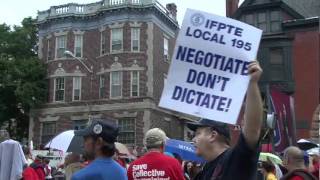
0, 0, 245, 27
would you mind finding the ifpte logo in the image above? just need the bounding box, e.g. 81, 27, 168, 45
190, 13, 205, 27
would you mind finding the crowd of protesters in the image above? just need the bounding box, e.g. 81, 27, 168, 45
0, 62, 319, 180
257, 146, 319, 180
0, 127, 319, 180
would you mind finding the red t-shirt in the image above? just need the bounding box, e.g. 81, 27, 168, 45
35, 167, 45, 180
127, 152, 184, 180
23, 167, 40, 180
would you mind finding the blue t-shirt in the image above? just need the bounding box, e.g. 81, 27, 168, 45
71, 157, 127, 180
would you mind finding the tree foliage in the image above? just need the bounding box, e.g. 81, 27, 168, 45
0, 17, 47, 141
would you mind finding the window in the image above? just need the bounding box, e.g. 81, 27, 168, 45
99, 75, 105, 98
243, 11, 282, 33
42, 122, 56, 144
74, 35, 83, 57
56, 35, 66, 58
270, 11, 281, 32
244, 14, 254, 26
131, 71, 139, 97
164, 37, 169, 61
270, 48, 283, 65
73, 120, 88, 130
131, 28, 140, 52
54, 77, 65, 102
258, 12, 267, 32
110, 71, 122, 98
73, 77, 81, 101
111, 28, 123, 52
100, 32, 106, 55
118, 118, 135, 144
270, 48, 285, 80
163, 119, 171, 137
47, 39, 52, 61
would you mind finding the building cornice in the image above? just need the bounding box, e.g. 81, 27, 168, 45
31, 99, 195, 121
54, 31, 68, 36
108, 22, 124, 29
73, 30, 85, 35
233, 1, 304, 20
49, 64, 87, 78
49, 72, 87, 78
37, 5, 179, 31
31, 100, 155, 115
114, 111, 138, 118
39, 115, 60, 122
283, 17, 319, 29
129, 22, 142, 28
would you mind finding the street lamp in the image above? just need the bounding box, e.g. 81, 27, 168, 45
64, 50, 93, 73
64, 50, 93, 121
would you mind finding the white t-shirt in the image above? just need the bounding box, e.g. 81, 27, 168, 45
0, 139, 27, 180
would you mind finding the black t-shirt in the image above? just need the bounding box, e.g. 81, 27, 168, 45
193, 133, 260, 180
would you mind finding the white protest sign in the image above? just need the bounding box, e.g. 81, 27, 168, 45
159, 9, 262, 124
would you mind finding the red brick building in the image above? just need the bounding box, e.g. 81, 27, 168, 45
227, 0, 320, 141
30, 0, 192, 152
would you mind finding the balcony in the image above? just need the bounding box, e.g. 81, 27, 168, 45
37, 0, 175, 22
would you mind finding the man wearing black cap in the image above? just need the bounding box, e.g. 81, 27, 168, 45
71, 119, 127, 180
187, 61, 263, 180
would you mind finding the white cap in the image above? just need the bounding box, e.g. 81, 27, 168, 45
144, 128, 168, 148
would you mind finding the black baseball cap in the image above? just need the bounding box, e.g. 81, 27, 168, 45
187, 119, 231, 140
75, 119, 119, 143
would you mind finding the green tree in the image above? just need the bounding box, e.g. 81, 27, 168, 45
0, 17, 47, 141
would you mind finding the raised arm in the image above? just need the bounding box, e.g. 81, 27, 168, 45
242, 61, 263, 149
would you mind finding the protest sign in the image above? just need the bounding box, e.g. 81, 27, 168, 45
159, 9, 262, 124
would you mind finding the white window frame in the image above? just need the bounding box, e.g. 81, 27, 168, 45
110, 28, 123, 52
41, 122, 56, 144
55, 35, 67, 59
72, 77, 82, 101
54, 77, 65, 102
118, 118, 136, 145
163, 37, 169, 61
131, 28, 140, 52
130, 71, 139, 97
110, 71, 122, 98
47, 39, 52, 61
99, 75, 105, 99
74, 35, 83, 58
100, 32, 106, 55
270, 10, 281, 32
257, 12, 267, 32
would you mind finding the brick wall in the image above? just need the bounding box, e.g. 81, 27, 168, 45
292, 30, 320, 138
35, 13, 180, 149
33, 109, 146, 147
149, 110, 184, 139
310, 105, 319, 141
43, 21, 152, 103
152, 24, 177, 103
